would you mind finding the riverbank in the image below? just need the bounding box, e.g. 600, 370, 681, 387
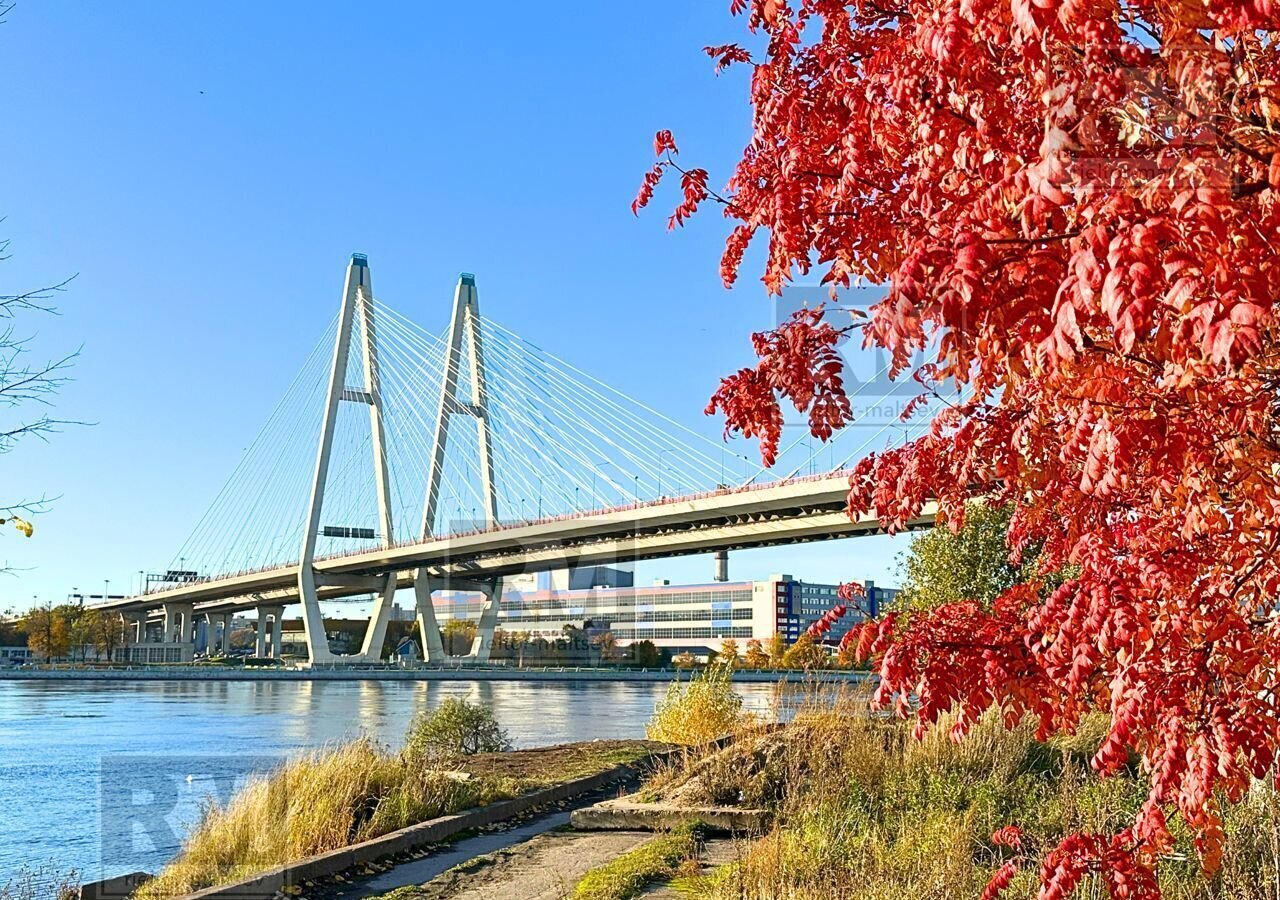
0, 677, 786, 883
131, 732, 666, 900
0, 665, 868, 683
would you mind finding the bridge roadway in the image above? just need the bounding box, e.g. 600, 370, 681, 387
97, 471, 937, 621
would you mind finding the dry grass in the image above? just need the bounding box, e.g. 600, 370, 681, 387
649, 685, 1280, 900
135, 736, 657, 900
135, 739, 517, 899
0, 864, 80, 900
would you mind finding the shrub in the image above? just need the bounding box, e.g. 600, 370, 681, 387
646, 664, 745, 746
403, 698, 512, 761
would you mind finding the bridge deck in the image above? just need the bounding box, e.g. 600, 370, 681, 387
97, 473, 938, 618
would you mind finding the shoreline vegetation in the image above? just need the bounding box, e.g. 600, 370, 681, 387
75, 665, 1280, 900
597, 668, 1280, 900
134, 700, 656, 900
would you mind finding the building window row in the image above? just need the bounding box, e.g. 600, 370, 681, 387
611, 626, 754, 640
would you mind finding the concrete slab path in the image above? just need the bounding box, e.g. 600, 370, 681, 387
353, 827, 654, 900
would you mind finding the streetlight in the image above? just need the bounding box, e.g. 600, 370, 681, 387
104, 579, 110, 603
138, 570, 144, 596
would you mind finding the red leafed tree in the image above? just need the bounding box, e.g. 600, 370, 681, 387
635, 1, 1280, 897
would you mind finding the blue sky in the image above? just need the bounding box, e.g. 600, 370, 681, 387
1, 3, 916, 611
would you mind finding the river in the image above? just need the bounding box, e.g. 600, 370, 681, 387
0, 678, 784, 885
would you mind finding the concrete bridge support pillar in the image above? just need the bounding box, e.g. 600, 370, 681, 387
162, 603, 193, 645
205, 613, 228, 655
270, 609, 284, 659
413, 576, 448, 664
218, 613, 232, 654
255, 612, 268, 658
123, 615, 145, 645
468, 577, 504, 663
254, 606, 285, 658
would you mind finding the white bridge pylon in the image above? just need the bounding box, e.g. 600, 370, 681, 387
298, 256, 504, 664
413, 271, 502, 662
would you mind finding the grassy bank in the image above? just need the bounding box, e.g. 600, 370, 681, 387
571, 824, 703, 900
137, 701, 656, 900
641, 679, 1280, 899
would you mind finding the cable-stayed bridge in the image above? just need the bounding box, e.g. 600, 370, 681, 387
94, 254, 934, 665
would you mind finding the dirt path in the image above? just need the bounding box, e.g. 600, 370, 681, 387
361, 828, 655, 900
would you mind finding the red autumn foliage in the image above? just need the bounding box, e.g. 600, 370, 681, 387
705, 307, 854, 465
638, 0, 1280, 896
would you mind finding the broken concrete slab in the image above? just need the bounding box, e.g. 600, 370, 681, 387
570, 797, 770, 834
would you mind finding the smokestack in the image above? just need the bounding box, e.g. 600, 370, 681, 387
714, 550, 729, 582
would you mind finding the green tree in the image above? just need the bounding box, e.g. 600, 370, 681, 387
0, 608, 28, 647
898, 502, 1039, 613
559, 624, 591, 663
68, 608, 100, 661
88, 610, 122, 661
441, 618, 477, 656
23, 603, 70, 661
629, 639, 662, 668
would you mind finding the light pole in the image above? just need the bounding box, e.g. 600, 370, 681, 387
137, 570, 144, 596
104, 579, 110, 603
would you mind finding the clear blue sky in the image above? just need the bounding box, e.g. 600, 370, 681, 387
1, 3, 915, 612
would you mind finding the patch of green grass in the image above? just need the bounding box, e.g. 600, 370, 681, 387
571, 824, 703, 900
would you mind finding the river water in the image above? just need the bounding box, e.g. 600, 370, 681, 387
0, 678, 783, 885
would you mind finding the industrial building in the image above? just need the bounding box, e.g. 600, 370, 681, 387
432, 570, 898, 653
